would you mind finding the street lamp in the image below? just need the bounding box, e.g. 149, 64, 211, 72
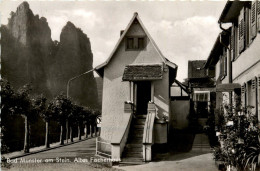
66, 69, 95, 98
65, 69, 95, 143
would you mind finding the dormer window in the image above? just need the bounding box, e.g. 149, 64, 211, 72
126, 37, 145, 50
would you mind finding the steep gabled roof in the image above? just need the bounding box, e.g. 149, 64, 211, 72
95, 12, 177, 77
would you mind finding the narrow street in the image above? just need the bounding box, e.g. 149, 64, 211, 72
3, 137, 218, 171
13, 138, 96, 162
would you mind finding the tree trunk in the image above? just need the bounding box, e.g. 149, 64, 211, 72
66, 119, 69, 143
90, 124, 93, 137
45, 121, 50, 148
78, 124, 81, 140
85, 124, 88, 139
94, 124, 97, 137
98, 127, 101, 136
24, 116, 30, 153
70, 126, 73, 142
60, 124, 64, 145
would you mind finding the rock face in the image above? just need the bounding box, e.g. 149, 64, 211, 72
1, 1, 98, 108
49, 21, 98, 107
2, 2, 53, 97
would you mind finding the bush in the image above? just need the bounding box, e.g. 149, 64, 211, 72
214, 102, 260, 171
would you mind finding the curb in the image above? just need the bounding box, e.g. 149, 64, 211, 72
2, 136, 98, 161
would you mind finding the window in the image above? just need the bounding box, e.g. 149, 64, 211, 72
126, 37, 145, 50
241, 84, 246, 107
193, 91, 210, 118
127, 38, 134, 49
245, 78, 258, 115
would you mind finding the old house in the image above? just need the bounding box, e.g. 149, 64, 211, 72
187, 60, 216, 131
204, 1, 260, 121
95, 13, 178, 163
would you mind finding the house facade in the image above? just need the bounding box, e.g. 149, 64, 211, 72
204, 1, 260, 121
187, 60, 216, 131
95, 13, 178, 163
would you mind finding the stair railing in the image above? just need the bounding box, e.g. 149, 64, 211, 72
143, 102, 156, 161
111, 102, 133, 161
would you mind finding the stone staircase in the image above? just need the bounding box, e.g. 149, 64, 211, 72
191, 133, 211, 152
120, 115, 146, 165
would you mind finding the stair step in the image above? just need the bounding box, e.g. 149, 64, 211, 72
134, 125, 144, 129
125, 151, 142, 157
126, 143, 143, 148
124, 147, 142, 152
128, 138, 142, 143
130, 133, 143, 138
119, 162, 144, 166
121, 157, 143, 163
132, 129, 144, 133
135, 115, 147, 119
134, 119, 146, 125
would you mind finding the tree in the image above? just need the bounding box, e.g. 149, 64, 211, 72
68, 105, 76, 143
49, 94, 72, 145
73, 104, 84, 140
16, 84, 38, 153
35, 95, 51, 148
0, 79, 15, 154
1, 80, 38, 153
0, 79, 16, 117
82, 107, 91, 138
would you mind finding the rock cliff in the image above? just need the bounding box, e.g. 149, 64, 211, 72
49, 21, 98, 107
1, 1, 98, 108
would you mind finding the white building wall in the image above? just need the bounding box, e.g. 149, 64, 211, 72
100, 22, 169, 142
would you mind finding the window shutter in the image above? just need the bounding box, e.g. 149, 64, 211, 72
239, 7, 245, 53
231, 26, 235, 60
241, 84, 245, 107
223, 48, 227, 76
251, 2, 257, 39
133, 38, 138, 49
219, 55, 223, 79
258, 1, 260, 31
256, 75, 260, 122
252, 78, 257, 114
252, 78, 256, 93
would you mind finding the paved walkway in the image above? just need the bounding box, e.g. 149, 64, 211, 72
116, 152, 217, 171
15, 138, 97, 162
4, 137, 218, 171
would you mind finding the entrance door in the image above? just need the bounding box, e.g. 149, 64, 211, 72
136, 81, 151, 115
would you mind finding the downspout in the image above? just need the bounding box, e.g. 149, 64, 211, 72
219, 22, 233, 105
219, 23, 232, 84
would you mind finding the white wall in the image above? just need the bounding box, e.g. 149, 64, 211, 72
100, 21, 170, 142
233, 34, 260, 84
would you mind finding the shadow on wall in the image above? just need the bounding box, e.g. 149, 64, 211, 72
154, 91, 169, 118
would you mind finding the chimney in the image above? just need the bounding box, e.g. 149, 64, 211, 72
120, 30, 124, 36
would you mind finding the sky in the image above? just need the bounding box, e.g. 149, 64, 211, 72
0, 0, 227, 81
